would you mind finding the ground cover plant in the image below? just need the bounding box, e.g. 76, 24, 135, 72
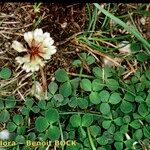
0, 3, 150, 150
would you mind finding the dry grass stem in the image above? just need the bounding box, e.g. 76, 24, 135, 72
13, 82, 28, 94
18, 73, 33, 86
17, 90, 26, 101
126, 60, 136, 73
74, 40, 121, 67
0, 31, 24, 36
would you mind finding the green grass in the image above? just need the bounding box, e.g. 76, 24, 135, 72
1, 3, 150, 150
94, 3, 150, 52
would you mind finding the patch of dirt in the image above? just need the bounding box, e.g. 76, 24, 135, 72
0, 3, 87, 67
0, 3, 87, 97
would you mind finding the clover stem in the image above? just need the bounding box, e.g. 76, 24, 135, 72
87, 127, 96, 150
68, 72, 94, 79
40, 67, 47, 99
58, 121, 64, 150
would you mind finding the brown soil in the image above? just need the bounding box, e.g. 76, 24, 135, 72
0, 3, 86, 68
0, 3, 87, 97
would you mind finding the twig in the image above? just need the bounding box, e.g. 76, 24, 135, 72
2, 21, 20, 24
0, 33, 11, 39
0, 23, 32, 30
0, 31, 23, 36
0, 13, 15, 18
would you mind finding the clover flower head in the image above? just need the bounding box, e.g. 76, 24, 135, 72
12, 29, 57, 72
0, 129, 10, 140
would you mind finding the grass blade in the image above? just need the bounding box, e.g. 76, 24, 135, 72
94, 3, 150, 53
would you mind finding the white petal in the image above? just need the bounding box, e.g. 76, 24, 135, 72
43, 32, 50, 39
30, 65, 39, 72
43, 37, 54, 47
29, 61, 42, 72
22, 63, 31, 72
43, 46, 56, 57
20, 55, 31, 72
40, 47, 56, 60
41, 53, 51, 60
22, 56, 45, 72
12, 41, 27, 52
49, 46, 57, 55
34, 29, 43, 35
33, 29, 44, 43
32, 56, 44, 66
15, 57, 26, 65
22, 55, 31, 63
0, 129, 10, 140
15, 55, 31, 66
42, 32, 54, 47
37, 59, 45, 67
46, 46, 57, 56
24, 31, 33, 46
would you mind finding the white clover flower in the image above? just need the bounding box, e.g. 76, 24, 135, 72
118, 41, 131, 54
0, 129, 10, 140
12, 29, 57, 72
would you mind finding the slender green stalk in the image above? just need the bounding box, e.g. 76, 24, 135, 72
86, 4, 92, 29
33, 2, 42, 13
94, 3, 150, 53
79, 66, 83, 77
58, 121, 64, 150
91, 7, 98, 32
59, 111, 102, 117
101, 4, 110, 28
87, 4, 98, 35
87, 128, 96, 150
68, 72, 95, 79
128, 11, 139, 32
77, 34, 131, 41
